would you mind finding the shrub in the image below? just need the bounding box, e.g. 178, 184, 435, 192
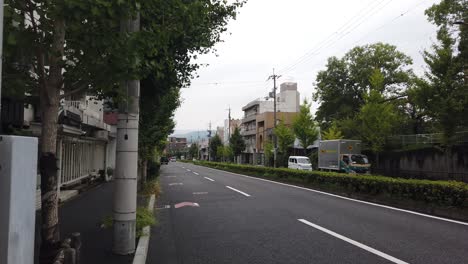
193, 161, 468, 207
141, 179, 162, 198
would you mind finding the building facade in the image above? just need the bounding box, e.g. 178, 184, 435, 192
240, 82, 300, 165
166, 137, 188, 155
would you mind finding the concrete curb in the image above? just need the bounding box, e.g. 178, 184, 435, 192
132, 194, 155, 264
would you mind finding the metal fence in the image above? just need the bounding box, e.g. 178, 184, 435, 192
60, 138, 106, 187
388, 131, 468, 146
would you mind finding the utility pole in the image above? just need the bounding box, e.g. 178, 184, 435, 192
0, 0, 4, 133
268, 69, 281, 168
227, 106, 231, 144
207, 122, 212, 161
113, 13, 140, 255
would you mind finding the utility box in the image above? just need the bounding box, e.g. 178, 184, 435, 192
0, 135, 38, 264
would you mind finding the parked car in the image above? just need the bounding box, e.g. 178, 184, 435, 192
160, 157, 169, 165
288, 156, 313, 171
170, 157, 176, 162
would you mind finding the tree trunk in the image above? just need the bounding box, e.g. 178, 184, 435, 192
142, 159, 148, 184
39, 18, 65, 263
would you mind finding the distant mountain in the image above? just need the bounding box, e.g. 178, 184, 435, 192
170, 130, 215, 143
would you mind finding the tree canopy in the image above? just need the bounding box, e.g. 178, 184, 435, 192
313, 42, 414, 125
229, 127, 246, 158
292, 99, 319, 149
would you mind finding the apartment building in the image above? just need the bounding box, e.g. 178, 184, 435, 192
240, 82, 300, 165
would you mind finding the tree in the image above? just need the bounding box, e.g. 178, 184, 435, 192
313, 43, 414, 125
216, 145, 225, 162
274, 121, 295, 166
356, 69, 399, 164
322, 123, 343, 140
229, 127, 246, 161
264, 140, 274, 166
419, 0, 468, 145
221, 145, 234, 162
209, 134, 223, 161
292, 99, 319, 152
189, 143, 199, 159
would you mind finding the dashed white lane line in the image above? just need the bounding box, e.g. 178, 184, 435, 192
165, 176, 176, 178
193, 192, 208, 195
193, 172, 199, 175
186, 169, 191, 172
204, 177, 215, 182
298, 219, 408, 264
226, 186, 251, 197
182, 167, 185, 169
196, 166, 468, 226
168, 183, 183, 186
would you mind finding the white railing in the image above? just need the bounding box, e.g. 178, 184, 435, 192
60, 138, 106, 187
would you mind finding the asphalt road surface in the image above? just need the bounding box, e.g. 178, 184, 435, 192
147, 162, 468, 264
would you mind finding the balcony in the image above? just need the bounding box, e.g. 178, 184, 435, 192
240, 128, 256, 136
241, 114, 257, 124
62, 99, 108, 130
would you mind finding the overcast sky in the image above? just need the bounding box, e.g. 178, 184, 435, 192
173, 0, 439, 133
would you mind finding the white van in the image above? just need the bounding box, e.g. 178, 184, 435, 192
288, 156, 313, 171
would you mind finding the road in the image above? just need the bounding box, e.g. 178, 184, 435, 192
147, 162, 468, 264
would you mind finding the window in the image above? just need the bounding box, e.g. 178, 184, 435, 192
342, 155, 350, 165
351, 155, 368, 164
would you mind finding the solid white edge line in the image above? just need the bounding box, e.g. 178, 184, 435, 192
298, 219, 408, 264
204, 176, 215, 182
193, 172, 199, 175
132, 194, 155, 264
194, 165, 468, 226
226, 186, 251, 197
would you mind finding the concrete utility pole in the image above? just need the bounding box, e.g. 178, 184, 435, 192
227, 106, 231, 142
113, 13, 140, 255
268, 69, 281, 168
207, 122, 212, 161
0, 0, 4, 133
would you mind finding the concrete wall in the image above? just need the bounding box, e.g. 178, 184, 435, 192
371, 146, 468, 183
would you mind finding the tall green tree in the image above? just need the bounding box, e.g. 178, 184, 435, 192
229, 127, 246, 161
189, 143, 199, 159
292, 99, 319, 151
313, 43, 414, 126
357, 69, 399, 160
274, 121, 295, 154
264, 140, 274, 166
209, 134, 223, 161
419, 0, 468, 144
322, 123, 343, 140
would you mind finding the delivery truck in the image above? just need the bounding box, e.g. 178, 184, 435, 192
318, 139, 371, 173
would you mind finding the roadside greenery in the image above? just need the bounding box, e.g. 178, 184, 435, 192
190, 160, 468, 208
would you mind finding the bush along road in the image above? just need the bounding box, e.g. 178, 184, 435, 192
183, 160, 468, 221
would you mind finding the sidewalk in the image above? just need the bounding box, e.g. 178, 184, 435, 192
35, 182, 134, 264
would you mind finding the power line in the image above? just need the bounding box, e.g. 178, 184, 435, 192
278, 0, 394, 75
290, 0, 432, 77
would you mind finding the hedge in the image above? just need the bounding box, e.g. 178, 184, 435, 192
188, 160, 468, 207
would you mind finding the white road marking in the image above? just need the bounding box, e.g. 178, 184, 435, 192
298, 219, 408, 264
226, 186, 251, 197
182, 167, 185, 169
168, 183, 183, 186
193, 172, 199, 175
165, 176, 176, 178
187, 169, 191, 172
155, 205, 171, 210
196, 166, 468, 226
193, 192, 208, 195
204, 177, 215, 182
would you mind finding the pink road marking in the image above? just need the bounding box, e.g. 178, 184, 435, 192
174, 202, 200, 209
